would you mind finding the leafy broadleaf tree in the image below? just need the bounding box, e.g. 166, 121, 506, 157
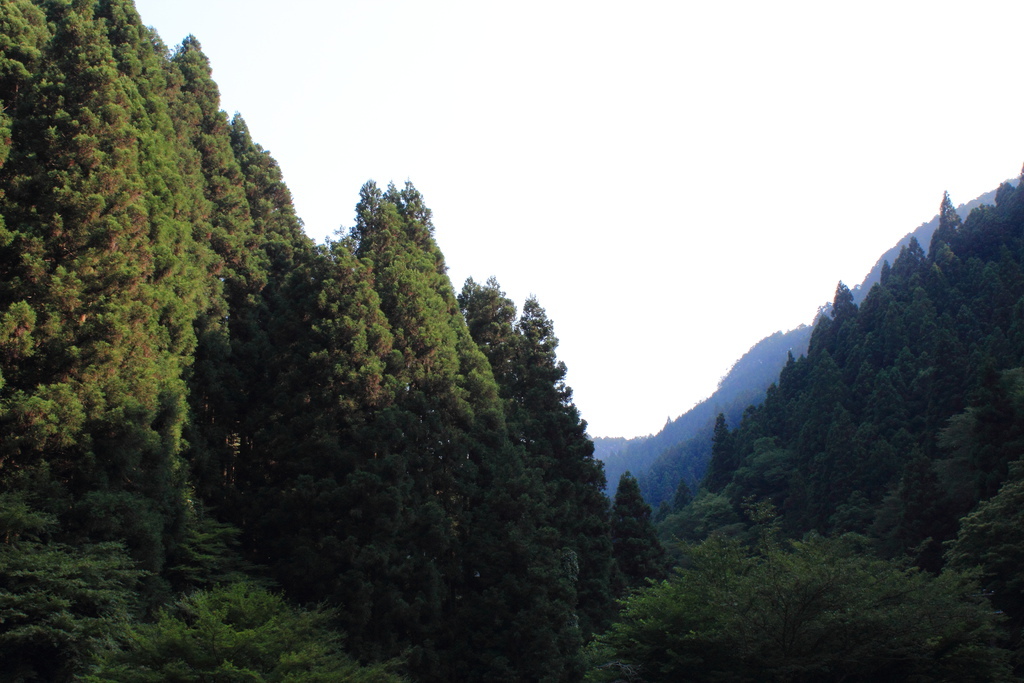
593, 534, 1011, 682
86, 582, 404, 683
946, 458, 1024, 663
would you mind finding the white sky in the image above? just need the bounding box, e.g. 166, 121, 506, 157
133, 0, 1024, 439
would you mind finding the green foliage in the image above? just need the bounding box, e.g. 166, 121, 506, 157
697, 179, 1024, 597
164, 503, 259, 592
603, 325, 812, 510
610, 471, 666, 593
460, 277, 615, 641
702, 413, 736, 493
0, 492, 143, 683
0, 0, 212, 580
593, 533, 1011, 682
15, 1, 1024, 680
658, 489, 745, 565
947, 458, 1024, 662
86, 582, 404, 683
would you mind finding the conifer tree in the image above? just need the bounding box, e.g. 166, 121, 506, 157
458, 277, 589, 678
610, 471, 666, 594
342, 181, 522, 678
703, 413, 736, 492
0, 0, 202, 578
929, 190, 963, 259
672, 479, 694, 511
1, 492, 137, 680
512, 296, 616, 637
168, 36, 269, 509
460, 278, 615, 641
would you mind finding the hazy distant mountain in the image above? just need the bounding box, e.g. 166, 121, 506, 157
597, 325, 811, 502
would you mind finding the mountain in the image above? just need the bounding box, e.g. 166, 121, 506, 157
663, 171, 1024, 644
597, 325, 811, 503
599, 176, 1024, 680
853, 181, 1017, 302
598, 181, 1018, 509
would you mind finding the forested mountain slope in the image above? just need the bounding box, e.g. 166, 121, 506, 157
692, 184, 1024, 559
2, 2, 1021, 681
599, 182, 1016, 513
0, 3, 623, 680
854, 182, 1016, 300
648, 181, 1024, 677
591, 182, 1024, 679
597, 325, 811, 503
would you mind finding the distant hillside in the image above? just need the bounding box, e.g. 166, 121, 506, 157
598, 325, 811, 502
592, 435, 632, 465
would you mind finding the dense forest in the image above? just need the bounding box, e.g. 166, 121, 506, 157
1, 1, 1023, 682
0, 2, 633, 680
630, 188, 1024, 683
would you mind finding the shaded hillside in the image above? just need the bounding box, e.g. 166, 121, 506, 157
600, 183, 1018, 509
688, 176, 1024, 570
599, 325, 811, 501
628, 178, 1024, 679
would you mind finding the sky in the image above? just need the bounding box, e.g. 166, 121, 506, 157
133, 0, 1024, 439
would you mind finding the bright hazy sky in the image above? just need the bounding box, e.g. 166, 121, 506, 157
134, 0, 1024, 439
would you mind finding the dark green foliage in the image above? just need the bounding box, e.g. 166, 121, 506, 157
86, 582, 404, 682
0, 0, 212, 583
504, 295, 615, 638
164, 505, 257, 592
705, 182, 1024, 553
947, 458, 1024, 664
0, 2, 623, 680
10, 1, 1024, 680
0, 492, 143, 683
591, 534, 1011, 682
930, 190, 964, 259
702, 413, 736, 493
459, 275, 614, 677
657, 488, 744, 550
670, 479, 692, 510
610, 472, 666, 593
662, 180, 1024, 671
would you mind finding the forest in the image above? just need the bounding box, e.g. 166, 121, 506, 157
1, 1, 1023, 681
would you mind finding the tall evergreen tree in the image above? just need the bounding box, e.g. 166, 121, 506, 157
610, 471, 666, 594
0, 0, 205, 580
344, 181, 528, 678
460, 278, 615, 641
929, 190, 963, 259
703, 413, 736, 492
